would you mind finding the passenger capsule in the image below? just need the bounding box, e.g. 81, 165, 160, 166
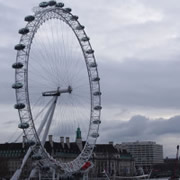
39, 2, 49, 8
24, 15, 35, 22
81, 156, 88, 161
64, 8, 72, 13
48, 1, 56, 6
81, 37, 90, 42
70, 15, 78, 21
89, 62, 97, 68
93, 119, 101, 124
92, 77, 100, 82
81, 161, 92, 170
27, 140, 35, 146
14, 44, 25, 51
94, 105, 102, 110
18, 28, 29, 35
14, 103, 25, 110
91, 132, 99, 138
12, 62, 23, 69
93, 91, 102, 96
18, 122, 29, 129
32, 154, 42, 160
86, 49, 94, 54
12, 82, 23, 89
56, 2, 64, 7
76, 25, 85, 30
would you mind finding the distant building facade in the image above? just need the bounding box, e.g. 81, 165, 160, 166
151, 158, 180, 178
90, 143, 135, 178
0, 128, 135, 179
115, 141, 163, 170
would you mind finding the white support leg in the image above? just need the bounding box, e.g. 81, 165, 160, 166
41, 96, 58, 146
28, 168, 37, 180
37, 97, 56, 136
39, 170, 41, 180
52, 169, 56, 180
10, 98, 55, 180
10, 147, 33, 180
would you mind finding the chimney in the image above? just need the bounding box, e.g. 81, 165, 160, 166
22, 136, 26, 148
60, 136, 64, 148
66, 137, 70, 149
48, 135, 53, 148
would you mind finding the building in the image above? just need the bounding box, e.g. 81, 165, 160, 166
90, 142, 135, 178
115, 141, 163, 170
151, 158, 180, 178
0, 128, 135, 179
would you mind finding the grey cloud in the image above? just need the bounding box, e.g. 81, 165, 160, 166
0, 3, 24, 33
114, 109, 129, 117
149, 116, 180, 135
99, 115, 180, 143
100, 58, 180, 109
3, 120, 16, 125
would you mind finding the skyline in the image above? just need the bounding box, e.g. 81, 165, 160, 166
0, 0, 180, 157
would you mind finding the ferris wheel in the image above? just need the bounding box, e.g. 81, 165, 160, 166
12, 1, 102, 178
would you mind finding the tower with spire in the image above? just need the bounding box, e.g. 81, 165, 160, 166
76, 127, 82, 151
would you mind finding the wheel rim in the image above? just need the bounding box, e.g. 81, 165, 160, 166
13, 4, 101, 174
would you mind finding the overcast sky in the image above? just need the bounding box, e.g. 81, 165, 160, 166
1, 0, 180, 157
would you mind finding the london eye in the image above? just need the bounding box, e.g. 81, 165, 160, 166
12, 1, 102, 179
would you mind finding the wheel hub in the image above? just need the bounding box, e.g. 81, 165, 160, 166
42, 86, 72, 96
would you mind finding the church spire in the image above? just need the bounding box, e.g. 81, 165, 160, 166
76, 127, 81, 140
76, 127, 82, 151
